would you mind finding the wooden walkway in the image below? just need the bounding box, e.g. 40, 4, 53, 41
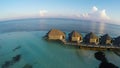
61, 39, 120, 50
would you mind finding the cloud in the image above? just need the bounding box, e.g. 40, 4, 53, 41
77, 6, 110, 21
40, 10, 48, 16
92, 6, 98, 12
100, 9, 110, 19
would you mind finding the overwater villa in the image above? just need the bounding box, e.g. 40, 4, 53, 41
45, 29, 120, 50
114, 36, 120, 46
68, 30, 83, 43
100, 34, 112, 45
46, 29, 65, 40
84, 32, 99, 45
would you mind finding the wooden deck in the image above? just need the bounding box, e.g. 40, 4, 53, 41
61, 39, 120, 50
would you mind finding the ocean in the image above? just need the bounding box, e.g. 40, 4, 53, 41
0, 18, 120, 68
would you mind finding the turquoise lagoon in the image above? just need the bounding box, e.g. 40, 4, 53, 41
0, 18, 120, 68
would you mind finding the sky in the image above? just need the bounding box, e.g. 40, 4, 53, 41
0, 0, 120, 24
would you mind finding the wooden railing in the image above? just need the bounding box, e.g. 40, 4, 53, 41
60, 39, 120, 50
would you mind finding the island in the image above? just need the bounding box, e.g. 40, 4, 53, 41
44, 29, 120, 51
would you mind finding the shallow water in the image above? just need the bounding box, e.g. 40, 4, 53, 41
0, 31, 120, 68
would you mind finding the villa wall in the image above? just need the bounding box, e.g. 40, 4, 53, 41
90, 39, 99, 44
48, 35, 64, 40
72, 37, 79, 41
72, 37, 82, 42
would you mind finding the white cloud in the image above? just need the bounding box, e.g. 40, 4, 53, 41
40, 10, 48, 16
92, 6, 98, 12
100, 9, 110, 19
77, 6, 110, 21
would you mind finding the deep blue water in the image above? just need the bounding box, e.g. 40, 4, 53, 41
0, 18, 120, 37
0, 18, 120, 68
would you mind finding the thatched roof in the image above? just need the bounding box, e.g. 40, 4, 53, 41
114, 36, 120, 45
70, 30, 82, 37
83, 32, 99, 44
88, 32, 98, 39
47, 29, 65, 36
102, 34, 112, 40
115, 36, 120, 41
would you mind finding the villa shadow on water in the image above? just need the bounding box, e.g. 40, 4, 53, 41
94, 51, 119, 68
